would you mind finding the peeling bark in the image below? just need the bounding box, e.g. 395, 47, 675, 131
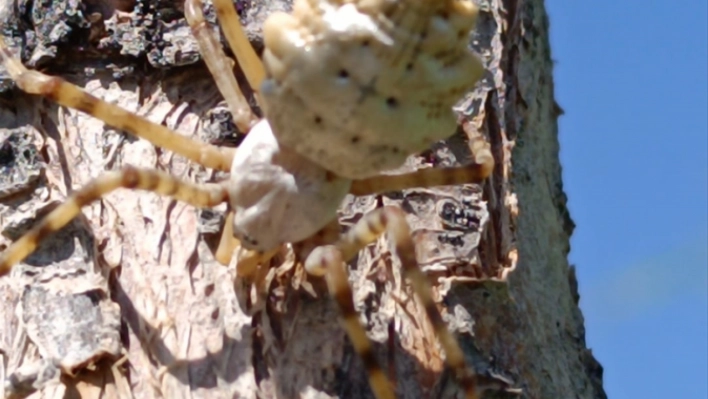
0, 0, 606, 398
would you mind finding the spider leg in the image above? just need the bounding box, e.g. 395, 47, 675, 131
0, 39, 235, 172
306, 247, 397, 399
212, 0, 266, 92
214, 210, 240, 265
185, 0, 259, 132
306, 207, 480, 399
0, 166, 229, 277
185, 0, 266, 266
214, 208, 282, 272
234, 247, 279, 277
349, 138, 495, 196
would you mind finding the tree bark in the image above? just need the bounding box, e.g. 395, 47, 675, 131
0, 0, 607, 398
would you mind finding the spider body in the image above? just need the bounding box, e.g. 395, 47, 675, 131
0, 0, 517, 398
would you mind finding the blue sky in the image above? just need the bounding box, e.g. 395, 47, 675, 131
545, 0, 707, 398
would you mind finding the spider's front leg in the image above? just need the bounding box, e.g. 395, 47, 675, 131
306, 207, 481, 399
0, 40, 235, 172
0, 166, 229, 277
305, 237, 397, 399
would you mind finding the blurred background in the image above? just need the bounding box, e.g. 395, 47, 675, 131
546, 0, 708, 397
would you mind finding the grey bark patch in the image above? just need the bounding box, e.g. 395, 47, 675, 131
2, 213, 121, 398
4, 358, 62, 399
0, 128, 44, 201
19, 269, 121, 372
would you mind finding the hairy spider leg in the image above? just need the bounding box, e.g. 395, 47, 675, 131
306, 207, 483, 399
0, 39, 235, 172
0, 166, 229, 277
185, 0, 259, 131
212, 0, 266, 91
306, 245, 397, 399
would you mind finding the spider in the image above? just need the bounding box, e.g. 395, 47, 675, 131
0, 0, 503, 398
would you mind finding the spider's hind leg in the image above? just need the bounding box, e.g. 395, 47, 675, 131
0, 166, 229, 277
185, 0, 270, 266
211, 0, 266, 92
185, 0, 260, 132
306, 206, 481, 399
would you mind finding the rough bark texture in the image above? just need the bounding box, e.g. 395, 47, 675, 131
0, 0, 607, 398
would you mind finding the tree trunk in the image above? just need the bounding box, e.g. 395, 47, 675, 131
0, 0, 607, 398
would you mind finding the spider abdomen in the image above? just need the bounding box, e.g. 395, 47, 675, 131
260, 0, 485, 179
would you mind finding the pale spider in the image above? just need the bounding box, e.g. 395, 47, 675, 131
0, 0, 500, 398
